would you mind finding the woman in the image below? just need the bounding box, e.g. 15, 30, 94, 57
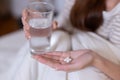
22, 0, 120, 80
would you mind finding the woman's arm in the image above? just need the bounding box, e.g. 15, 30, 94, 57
93, 55, 120, 80
96, 14, 120, 80
33, 49, 120, 80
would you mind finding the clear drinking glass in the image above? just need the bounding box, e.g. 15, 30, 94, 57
27, 2, 54, 55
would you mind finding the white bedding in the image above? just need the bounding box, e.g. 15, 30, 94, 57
0, 30, 27, 80
0, 30, 120, 80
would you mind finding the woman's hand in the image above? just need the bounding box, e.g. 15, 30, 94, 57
21, 9, 58, 39
33, 49, 98, 72
22, 9, 31, 39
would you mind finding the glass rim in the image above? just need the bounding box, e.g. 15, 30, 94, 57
27, 1, 54, 14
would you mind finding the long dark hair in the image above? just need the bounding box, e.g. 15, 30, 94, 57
70, 0, 106, 32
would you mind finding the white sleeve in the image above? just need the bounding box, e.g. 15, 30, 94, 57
109, 14, 120, 48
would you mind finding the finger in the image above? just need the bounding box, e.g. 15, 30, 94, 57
23, 25, 31, 39
22, 17, 29, 30
47, 52, 72, 65
22, 15, 31, 39
33, 55, 76, 71
43, 54, 60, 61
25, 30, 30, 39
33, 55, 61, 69
22, 9, 28, 20
42, 53, 69, 65
22, 9, 29, 27
33, 55, 59, 64
47, 51, 63, 57
52, 21, 58, 30
22, 12, 29, 25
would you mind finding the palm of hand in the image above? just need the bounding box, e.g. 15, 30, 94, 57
33, 50, 94, 72
65, 50, 94, 72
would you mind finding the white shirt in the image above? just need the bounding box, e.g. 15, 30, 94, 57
97, 3, 120, 47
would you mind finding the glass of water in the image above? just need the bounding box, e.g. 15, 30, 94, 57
27, 2, 54, 55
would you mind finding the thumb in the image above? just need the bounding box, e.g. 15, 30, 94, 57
52, 21, 58, 30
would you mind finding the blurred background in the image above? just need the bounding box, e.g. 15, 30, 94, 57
0, 0, 65, 36
0, 0, 18, 36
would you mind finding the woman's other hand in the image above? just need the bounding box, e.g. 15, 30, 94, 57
33, 50, 98, 72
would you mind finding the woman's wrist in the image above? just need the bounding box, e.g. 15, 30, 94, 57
92, 52, 106, 69
92, 53, 120, 80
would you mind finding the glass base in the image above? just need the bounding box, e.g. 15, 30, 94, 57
30, 49, 50, 55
